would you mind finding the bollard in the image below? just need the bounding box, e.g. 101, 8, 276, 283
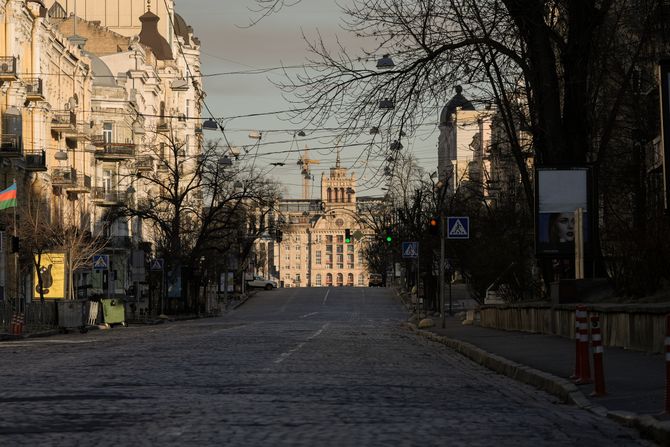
590, 314, 606, 396
575, 305, 592, 384
9, 314, 16, 335
665, 315, 670, 413
18, 313, 24, 335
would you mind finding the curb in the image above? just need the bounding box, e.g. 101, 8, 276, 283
405, 323, 670, 444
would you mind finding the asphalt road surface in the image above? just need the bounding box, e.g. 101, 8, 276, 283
0, 287, 654, 446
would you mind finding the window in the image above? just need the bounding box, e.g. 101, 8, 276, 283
295, 252, 301, 261
347, 245, 354, 253
295, 244, 300, 252
336, 273, 343, 286
102, 168, 114, 192
358, 274, 365, 286
337, 245, 343, 254
316, 251, 322, 265
347, 273, 354, 286
326, 235, 333, 244
186, 99, 191, 119
295, 274, 301, 284
358, 256, 363, 267
316, 274, 322, 286
103, 122, 113, 143
347, 254, 354, 269
326, 273, 333, 286
337, 235, 344, 244
337, 254, 343, 269
315, 235, 322, 244
326, 244, 333, 253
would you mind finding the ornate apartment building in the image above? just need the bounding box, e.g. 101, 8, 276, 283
0, 0, 201, 306
264, 154, 377, 288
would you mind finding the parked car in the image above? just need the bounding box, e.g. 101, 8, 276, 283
246, 276, 278, 290
368, 273, 383, 287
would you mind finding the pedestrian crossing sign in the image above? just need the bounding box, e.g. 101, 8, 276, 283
447, 216, 469, 239
93, 254, 109, 270
151, 258, 165, 271
402, 241, 419, 258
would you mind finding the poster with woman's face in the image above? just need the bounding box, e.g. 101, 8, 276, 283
536, 168, 589, 255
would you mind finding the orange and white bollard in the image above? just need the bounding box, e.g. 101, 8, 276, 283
665, 315, 670, 413
17, 313, 24, 335
590, 314, 606, 396
575, 305, 592, 384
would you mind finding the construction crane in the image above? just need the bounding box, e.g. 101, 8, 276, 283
297, 145, 320, 200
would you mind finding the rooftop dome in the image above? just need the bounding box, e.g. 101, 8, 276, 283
138, 10, 173, 60
440, 85, 475, 125
86, 52, 117, 87
173, 13, 190, 42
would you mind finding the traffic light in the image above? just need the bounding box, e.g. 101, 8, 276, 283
428, 216, 440, 235
345, 228, 351, 243
384, 229, 393, 243
275, 230, 283, 243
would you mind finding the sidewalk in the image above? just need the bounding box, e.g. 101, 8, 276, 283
409, 315, 670, 445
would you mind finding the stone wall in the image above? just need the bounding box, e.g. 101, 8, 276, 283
479, 303, 670, 354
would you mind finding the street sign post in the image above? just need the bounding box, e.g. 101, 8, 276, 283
402, 241, 419, 259
447, 216, 470, 239
93, 254, 109, 271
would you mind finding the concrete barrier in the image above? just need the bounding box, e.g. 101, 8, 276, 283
479, 303, 670, 354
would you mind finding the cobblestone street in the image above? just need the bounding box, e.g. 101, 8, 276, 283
0, 288, 653, 446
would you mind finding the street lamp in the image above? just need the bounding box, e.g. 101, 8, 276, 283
376, 54, 395, 69
202, 118, 219, 131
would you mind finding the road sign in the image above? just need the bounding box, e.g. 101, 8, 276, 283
402, 241, 419, 258
150, 258, 164, 271
93, 254, 109, 270
447, 216, 470, 239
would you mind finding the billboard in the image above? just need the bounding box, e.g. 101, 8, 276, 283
659, 59, 670, 211
536, 167, 591, 256
33, 252, 66, 300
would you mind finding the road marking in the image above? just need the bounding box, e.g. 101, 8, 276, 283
322, 288, 330, 305
274, 322, 329, 364
300, 312, 319, 318
0, 339, 96, 346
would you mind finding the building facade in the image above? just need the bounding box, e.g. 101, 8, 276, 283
264, 154, 377, 288
0, 0, 201, 310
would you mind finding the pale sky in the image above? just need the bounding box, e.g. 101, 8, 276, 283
178, 0, 441, 199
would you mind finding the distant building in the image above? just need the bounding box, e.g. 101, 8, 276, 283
257, 154, 378, 287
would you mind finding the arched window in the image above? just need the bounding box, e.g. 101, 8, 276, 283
326, 273, 333, 286
340, 188, 345, 202
347, 273, 354, 286
336, 273, 344, 287
327, 187, 332, 202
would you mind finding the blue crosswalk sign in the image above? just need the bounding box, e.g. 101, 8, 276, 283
402, 242, 419, 258
447, 216, 469, 239
93, 254, 109, 270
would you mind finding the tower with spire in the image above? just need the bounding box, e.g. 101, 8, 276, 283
321, 148, 356, 210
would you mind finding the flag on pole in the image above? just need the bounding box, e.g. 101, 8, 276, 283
0, 183, 17, 210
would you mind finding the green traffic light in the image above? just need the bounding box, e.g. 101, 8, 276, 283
345, 237, 351, 243
386, 235, 392, 242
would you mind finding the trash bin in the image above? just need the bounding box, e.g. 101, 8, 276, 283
101, 298, 126, 327
57, 300, 85, 330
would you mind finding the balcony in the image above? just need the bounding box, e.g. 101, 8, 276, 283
24, 150, 47, 171
91, 187, 129, 206
24, 78, 44, 101
51, 112, 76, 133
68, 174, 92, 194
0, 133, 22, 157
0, 56, 17, 81
91, 136, 135, 160
51, 167, 77, 187
135, 155, 154, 171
